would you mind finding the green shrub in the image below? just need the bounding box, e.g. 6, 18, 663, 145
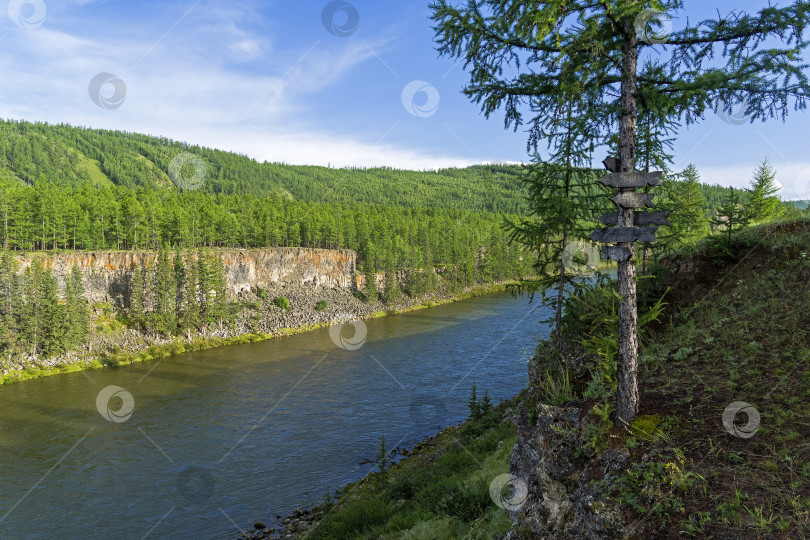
315, 300, 328, 311
273, 296, 291, 310
435, 477, 491, 522
307, 497, 390, 539
257, 287, 268, 300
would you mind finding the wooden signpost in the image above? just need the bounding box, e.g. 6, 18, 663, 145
602, 245, 632, 262
594, 157, 672, 429
591, 226, 659, 243
597, 171, 663, 188
594, 163, 668, 256
602, 156, 620, 173
598, 210, 673, 227
610, 192, 657, 208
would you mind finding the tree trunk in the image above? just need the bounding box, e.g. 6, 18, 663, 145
616, 25, 640, 428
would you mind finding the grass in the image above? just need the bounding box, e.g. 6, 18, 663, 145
304, 399, 518, 539
520, 218, 810, 538
617, 218, 810, 538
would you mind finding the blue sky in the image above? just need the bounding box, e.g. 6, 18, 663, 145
1, 0, 808, 199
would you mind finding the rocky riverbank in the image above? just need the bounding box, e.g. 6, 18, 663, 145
0, 279, 514, 385
236, 426, 482, 540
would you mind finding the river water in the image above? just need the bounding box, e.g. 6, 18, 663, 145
0, 292, 549, 539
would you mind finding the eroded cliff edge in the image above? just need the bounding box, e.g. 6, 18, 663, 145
11, 248, 357, 303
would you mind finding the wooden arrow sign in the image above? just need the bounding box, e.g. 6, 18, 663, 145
611, 192, 656, 208
598, 171, 663, 188
602, 245, 632, 262
598, 210, 673, 227
590, 226, 659, 243
602, 156, 620, 173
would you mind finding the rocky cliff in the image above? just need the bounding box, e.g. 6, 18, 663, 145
11, 248, 357, 304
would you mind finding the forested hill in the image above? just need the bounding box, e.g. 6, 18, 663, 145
0, 118, 745, 219
0, 119, 529, 214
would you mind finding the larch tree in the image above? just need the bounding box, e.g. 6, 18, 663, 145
657, 164, 710, 254
507, 100, 607, 340
711, 187, 751, 246
64, 262, 89, 349
747, 159, 784, 222
432, 0, 810, 426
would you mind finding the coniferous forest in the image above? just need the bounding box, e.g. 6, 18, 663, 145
0, 118, 801, 364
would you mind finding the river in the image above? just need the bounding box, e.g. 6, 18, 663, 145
0, 292, 549, 539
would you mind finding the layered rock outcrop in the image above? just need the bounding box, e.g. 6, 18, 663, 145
11, 248, 357, 304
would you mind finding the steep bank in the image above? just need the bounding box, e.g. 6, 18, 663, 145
506, 219, 810, 539
10, 247, 357, 304
0, 247, 516, 384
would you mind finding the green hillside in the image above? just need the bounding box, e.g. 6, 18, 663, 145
0, 119, 748, 217
0, 119, 529, 214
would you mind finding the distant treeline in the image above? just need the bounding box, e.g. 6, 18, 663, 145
0, 180, 532, 288
0, 119, 529, 213
0, 119, 749, 217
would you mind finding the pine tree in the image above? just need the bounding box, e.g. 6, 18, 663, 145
153, 243, 176, 335
506, 101, 606, 339
363, 244, 377, 302
0, 251, 19, 352
129, 256, 146, 331
711, 188, 750, 246
467, 382, 481, 420
658, 165, 710, 254
21, 261, 64, 357
178, 250, 200, 339
747, 160, 784, 222
173, 245, 186, 333
20, 264, 39, 355
207, 252, 229, 331
480, 389, 493, 415
196, 247, 210, 329
38, 263, 65, 357
382, 246, 400, 304
64, 263, 89, 348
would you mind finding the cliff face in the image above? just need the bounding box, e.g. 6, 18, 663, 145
12, 248, 357, 304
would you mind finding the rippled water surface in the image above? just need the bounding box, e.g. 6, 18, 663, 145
0, 292, 549, 539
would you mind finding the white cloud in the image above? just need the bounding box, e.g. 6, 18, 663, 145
0, 2, 487, 171
698, 162, 810, 201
